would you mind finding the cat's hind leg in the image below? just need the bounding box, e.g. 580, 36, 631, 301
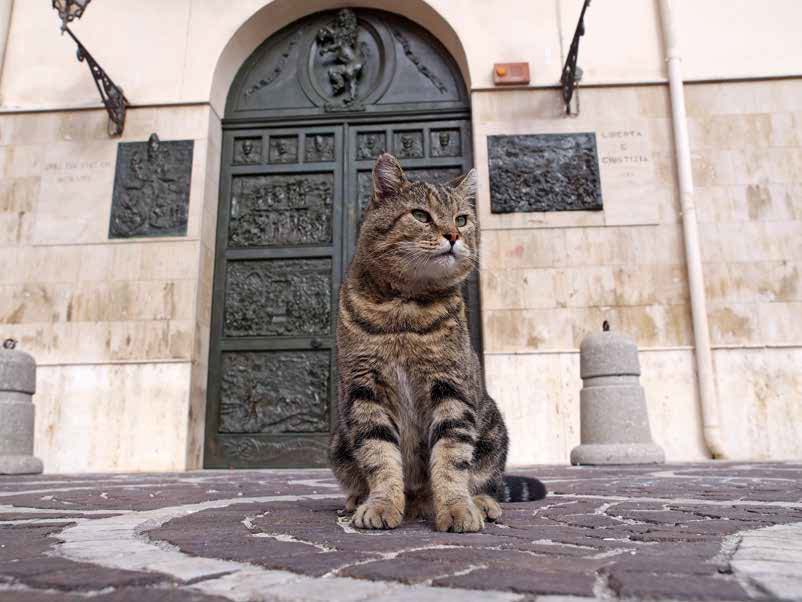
330, 428, 368, 513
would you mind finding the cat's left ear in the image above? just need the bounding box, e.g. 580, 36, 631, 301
372, 153, 407, 202
450, 169, 477, 204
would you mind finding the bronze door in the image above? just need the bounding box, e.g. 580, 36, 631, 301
206, 8, 478, 468
205, 118, 480, 468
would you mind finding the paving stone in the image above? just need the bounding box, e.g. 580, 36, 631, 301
607, 571, 751, 600
0, 587, 231, 601
1, 463, 801, 600
432, 567, 596, 596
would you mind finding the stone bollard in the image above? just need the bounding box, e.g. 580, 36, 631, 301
570, 325, 665, 465
0, 339, 43, 474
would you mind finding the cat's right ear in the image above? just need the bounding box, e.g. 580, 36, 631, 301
372, 153, 406, 202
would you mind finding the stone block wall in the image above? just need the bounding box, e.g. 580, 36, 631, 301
1, 79, 799, 471
473, 80, 802, 465
0, 105, 218, 472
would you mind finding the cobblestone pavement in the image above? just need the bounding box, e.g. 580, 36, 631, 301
0, 463, 801, 601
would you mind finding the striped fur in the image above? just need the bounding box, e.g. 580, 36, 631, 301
330, 153, 546, 532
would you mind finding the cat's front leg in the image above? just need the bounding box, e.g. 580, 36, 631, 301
428, 380, 483, 533
347, 383, 405, 529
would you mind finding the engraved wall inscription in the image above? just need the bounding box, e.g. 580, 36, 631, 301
219, 350, 330, 434
487, 133, 602, 214
597, 128, 653, 185
228, 173, 334, 247
224, 258, 332, 338
109, 135, 194, 238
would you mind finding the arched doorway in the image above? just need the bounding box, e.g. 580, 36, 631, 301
204, 8, 479, 468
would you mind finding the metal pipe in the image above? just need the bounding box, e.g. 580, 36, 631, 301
0, 0, 13, 105
658, 0, 727, 459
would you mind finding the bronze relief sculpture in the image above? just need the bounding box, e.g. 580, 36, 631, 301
316, 9, 366, 110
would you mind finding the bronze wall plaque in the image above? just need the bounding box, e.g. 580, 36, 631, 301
488, 133, 602, 213
109, 134, 194, 238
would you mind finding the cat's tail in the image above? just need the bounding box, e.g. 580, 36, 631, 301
500, 475, 547, 502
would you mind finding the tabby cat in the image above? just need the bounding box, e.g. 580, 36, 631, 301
330, 153, 546, 532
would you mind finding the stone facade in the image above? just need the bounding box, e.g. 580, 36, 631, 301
0, 106, 219, 472
0, 0, 800, 471
475, 81, 802, 464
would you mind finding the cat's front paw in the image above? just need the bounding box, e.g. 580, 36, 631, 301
435, 499, 484, 533
473, 494, 502, 522
352, 498, 403, 529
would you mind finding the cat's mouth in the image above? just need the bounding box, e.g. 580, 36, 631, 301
430, 249, 460, 270
432, 249, 457, 263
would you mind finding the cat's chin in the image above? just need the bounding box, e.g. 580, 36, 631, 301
415, 252, 469, 283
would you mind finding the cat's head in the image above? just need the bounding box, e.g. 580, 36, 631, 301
356, 153, 478, 296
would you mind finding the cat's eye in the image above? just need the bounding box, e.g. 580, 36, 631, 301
455, 215, 468, 227
411, 210, 431, 223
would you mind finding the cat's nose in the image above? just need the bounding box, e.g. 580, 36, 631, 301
444, 230, 459, 246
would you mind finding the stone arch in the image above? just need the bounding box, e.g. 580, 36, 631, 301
198, 3, 477, 469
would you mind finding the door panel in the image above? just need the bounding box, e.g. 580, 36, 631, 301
205, 125, 344, 468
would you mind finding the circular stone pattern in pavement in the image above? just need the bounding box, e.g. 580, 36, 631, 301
1, 464, 801, 601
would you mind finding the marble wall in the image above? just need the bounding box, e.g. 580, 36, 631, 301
474, 80, 802, 465
1, 1, 800, 472
2, 80, 800, 470
3, 1, 802, 111
0, 105, 215, 472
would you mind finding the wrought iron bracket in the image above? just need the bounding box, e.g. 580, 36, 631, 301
63, 26, 129, 136
560, 0, 591, 116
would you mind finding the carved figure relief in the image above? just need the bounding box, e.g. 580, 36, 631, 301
407, 167, 464, 186
234, 137, 262, 164
224, 258, 332, 338
221, 436, 330, 463
231, 9, 468, 117
487, 133, 602, 213
394, 131, 424, 158
316, 9, 366, 110
269, 136, 299, 163
228, 173, 334, 247
304, 134, 335, 162
109, 134, 193, 238
431, 129, 460, 157
219, 350, 330, 434
356, 132, 385, 160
